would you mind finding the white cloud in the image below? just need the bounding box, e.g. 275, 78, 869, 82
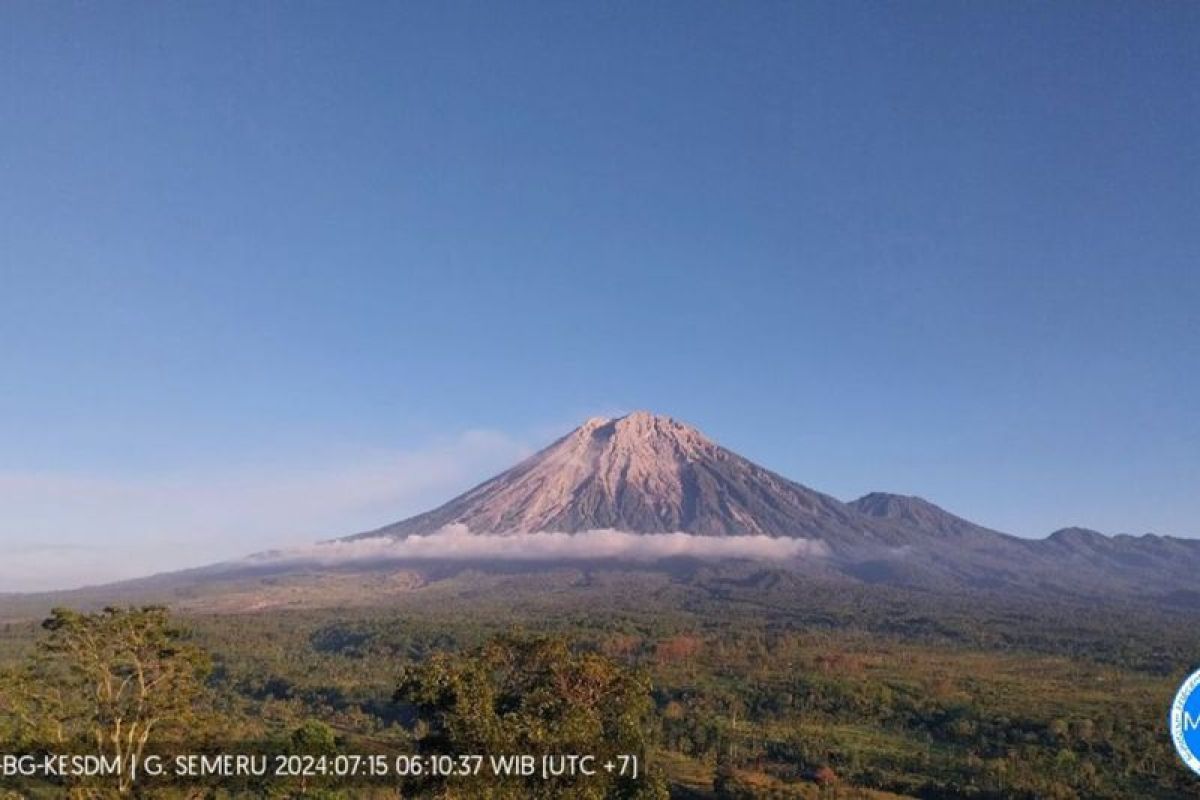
0, 430, 531, 592
247, 524, 829, 566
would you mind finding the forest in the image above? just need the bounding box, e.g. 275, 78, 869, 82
0, 563, 1196, 799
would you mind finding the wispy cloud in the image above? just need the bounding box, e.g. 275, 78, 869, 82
247, 524, 828, 566
0, 430, 531, 592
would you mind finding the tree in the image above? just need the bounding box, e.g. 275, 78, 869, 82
395, 634, 667, 799
288, 719, 339, 797
290, 718, 337, 754
0, 606, 211, 796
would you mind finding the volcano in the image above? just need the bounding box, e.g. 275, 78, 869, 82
338, 411, 1200, 598
350, 411, 880, 543
10, 411, 1192, 611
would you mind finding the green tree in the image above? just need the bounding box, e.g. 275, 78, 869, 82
395, 634, 667, 799
290, 718, 337, 754
0, 606, 211, 796
286, 719, 340, 798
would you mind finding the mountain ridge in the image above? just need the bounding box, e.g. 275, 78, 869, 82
339, 411, 1197, 598
4, 411, 1192, 607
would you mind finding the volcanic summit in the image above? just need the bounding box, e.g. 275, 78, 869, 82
337, 411, 1200, 598
349, 411, 871, 541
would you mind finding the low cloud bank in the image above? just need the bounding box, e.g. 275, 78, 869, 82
249, 524, 828, 566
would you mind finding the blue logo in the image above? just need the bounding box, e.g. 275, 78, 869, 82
1171, 669, 1200, 775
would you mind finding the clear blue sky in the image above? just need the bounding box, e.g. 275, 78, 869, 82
1, 2, 1197, 588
